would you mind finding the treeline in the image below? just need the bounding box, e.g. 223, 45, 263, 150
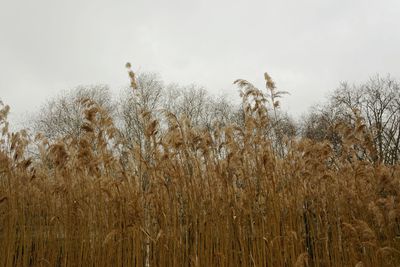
32, 72, 400, 164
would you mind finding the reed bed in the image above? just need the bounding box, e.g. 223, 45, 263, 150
0, 77, 399, 267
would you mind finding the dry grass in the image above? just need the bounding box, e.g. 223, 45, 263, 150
0, 75, 400, 267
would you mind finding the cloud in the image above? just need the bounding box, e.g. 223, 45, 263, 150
1, 0, 399, 122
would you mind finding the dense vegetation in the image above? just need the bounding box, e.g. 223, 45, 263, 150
0, 69, 399, 266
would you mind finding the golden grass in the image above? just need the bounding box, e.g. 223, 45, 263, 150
0, 76, 400, 267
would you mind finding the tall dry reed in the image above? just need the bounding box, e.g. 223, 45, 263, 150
0, 74, 399, 267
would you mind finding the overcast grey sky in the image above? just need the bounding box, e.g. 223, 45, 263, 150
1, 0, 399, 124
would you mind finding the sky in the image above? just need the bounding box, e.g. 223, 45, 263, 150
1, 0, 400, 126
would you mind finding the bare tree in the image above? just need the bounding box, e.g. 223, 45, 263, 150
302, 75, 400, 164
331, 76, 400, 164
117, 72, 164, 149
32, 84, 114, 141
163, 84, 237, 129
